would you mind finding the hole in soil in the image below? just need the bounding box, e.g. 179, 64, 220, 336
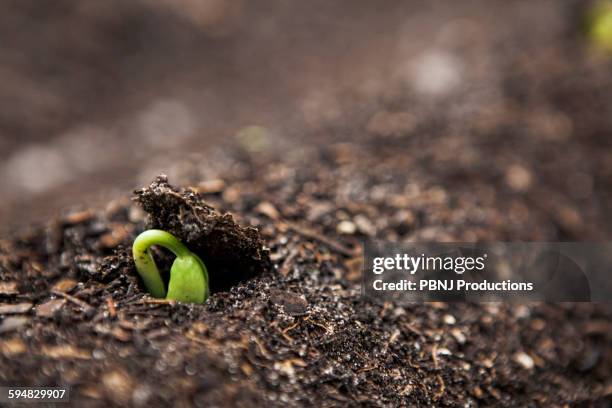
147, 246, 255, 295
200, 255, 261, 294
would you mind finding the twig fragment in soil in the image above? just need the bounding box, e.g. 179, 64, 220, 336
185, 332, 209, 346
51, 290, 93, 313
94, 324, 131, 342
285, 222, 361, 257
253, 337, 271, 359
118, 317, 153, 331
432, 343, 439, 370
281, 321, 299, 342
279, 247, 300, 276
146, 328, 170, 340
304, 316, 334, 335
106, 297, 117, 318
357, 364, 378, 374
132, 298, 177, 306
403, 322, 423, 337
434, 374, 446, 400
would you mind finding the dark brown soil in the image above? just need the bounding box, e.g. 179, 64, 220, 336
1, 1, 612, 407
1, 155, 611, 407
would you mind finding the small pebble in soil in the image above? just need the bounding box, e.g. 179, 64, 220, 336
505, 164, 533, 192
36, 299, 66, 318
336, 220, 356, 234
270, 289, 309, 316
0, 338, 27, 356
514, 351, 535, 370
451, 328, 466, 345
354, 214, 376, 235
102, 369, 135, 405
0, 282, 18, 296
443, 314, 456, 325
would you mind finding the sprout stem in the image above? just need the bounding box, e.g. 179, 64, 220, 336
132, 229, 209, 303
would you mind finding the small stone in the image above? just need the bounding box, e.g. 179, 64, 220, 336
482, 358, 494, 368
128, 205, 146, 223
102, 369, 134, 405
132, 384, 152, 407
63, 210, 94, 225
400, 384, 414, 396
79, 385, 102, 400
0, 338, 27, 356
0, 302, 33, 314
256, 201, 280, 220
270, 289, 309, 316
51, 279, 77, 293
513, 305, 530, 319
99, 225, 129, 249
222, 186, 241, 203
354, 215, 376, 236
442, 314, 456, 325
0, 282, 18, 296
514, 351, 535, 370
505, 165, 532, 192
241, 363, 253, 376
307, 202, 333, 221
556, 206, 583, 233
36, 299, 66, 318
451, 328, 466, 345
194, 179, 225, 194
392, 307, 406, 317
530, 319, 546, 331
274, 358, 306, 377
336, 220, 356, 235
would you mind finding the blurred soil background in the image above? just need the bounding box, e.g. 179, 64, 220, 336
1, 0, 611, 237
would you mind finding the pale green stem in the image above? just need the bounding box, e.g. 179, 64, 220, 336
132, 229, 191, 299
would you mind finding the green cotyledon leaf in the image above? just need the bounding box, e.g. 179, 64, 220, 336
132, 229, 209, 304
167, 255, 209, 304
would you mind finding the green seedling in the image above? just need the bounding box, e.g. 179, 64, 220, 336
589, 1, 612, 53
132, 229, 209, 303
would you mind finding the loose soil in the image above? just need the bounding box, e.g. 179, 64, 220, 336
0, 155, 611, 407
1, 1, 612, 407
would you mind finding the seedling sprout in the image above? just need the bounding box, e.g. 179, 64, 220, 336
132, 229, 209, 303
589, 1, 612, 52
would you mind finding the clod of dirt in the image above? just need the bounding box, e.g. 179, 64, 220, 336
133, 175, 271, 293
269, 289, 309, 316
